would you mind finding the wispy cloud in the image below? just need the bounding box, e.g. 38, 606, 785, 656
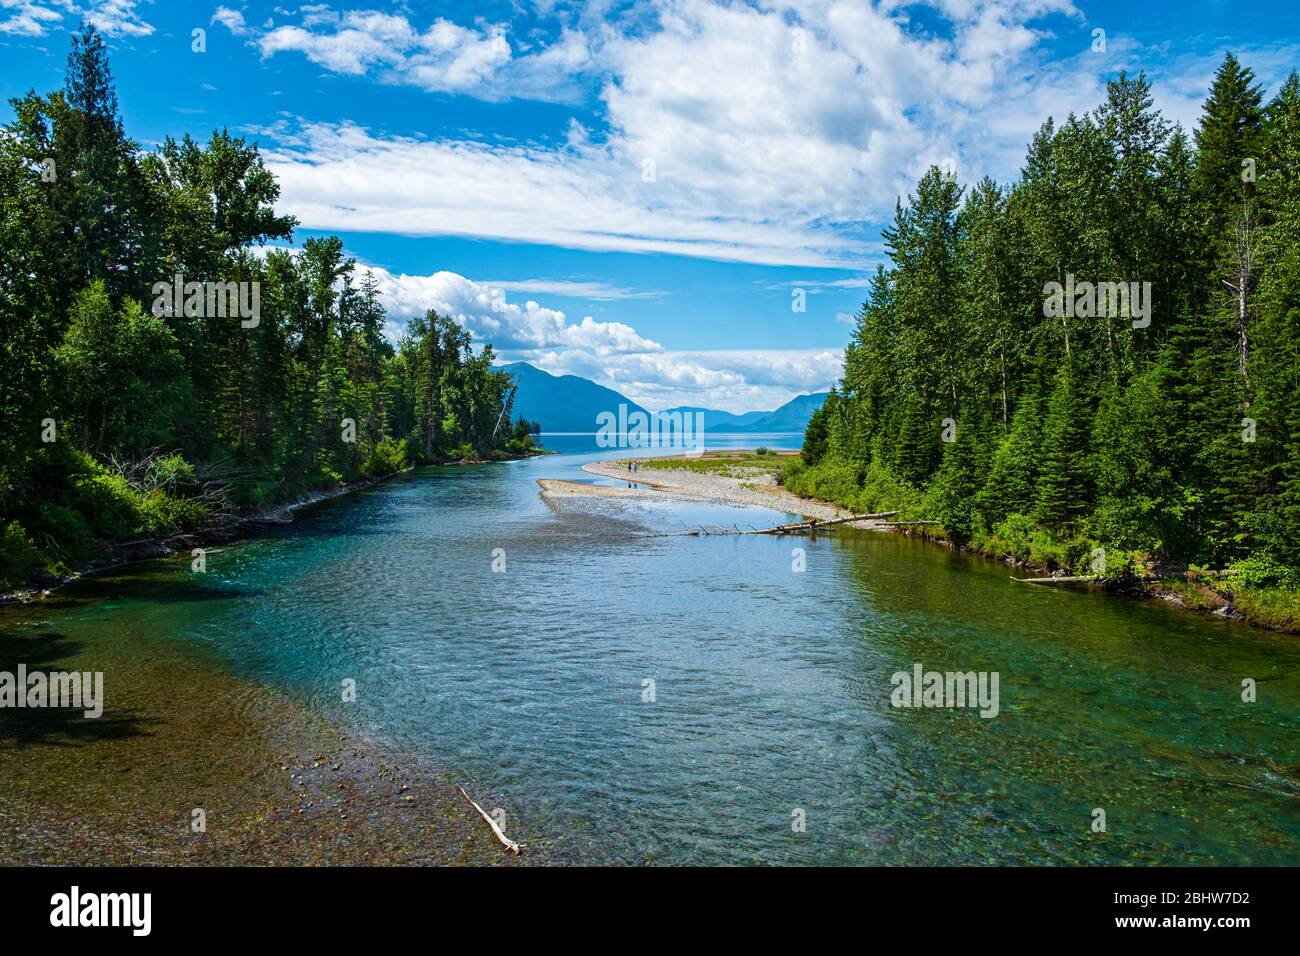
261, 120, 858, 267
241, 0, 1178, 267
478, 279, 666, 301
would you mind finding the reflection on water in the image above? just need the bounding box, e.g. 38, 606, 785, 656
2, 434, 1297, 864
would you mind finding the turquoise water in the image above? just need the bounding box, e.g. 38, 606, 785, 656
4, 434, 1298, 864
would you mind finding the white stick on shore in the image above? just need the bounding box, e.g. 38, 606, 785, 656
458, 786, 522, 854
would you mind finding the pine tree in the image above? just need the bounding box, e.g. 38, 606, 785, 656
1032, 360, 1092, 530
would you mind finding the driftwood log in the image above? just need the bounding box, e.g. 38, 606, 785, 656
1012, 575, 1095, 584
458, 786, 521, 854
747, 511, 898, 535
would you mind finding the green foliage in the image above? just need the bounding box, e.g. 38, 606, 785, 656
0, 26, 535, 589
35, 504, 91, 563
0, 521, 44, 588
148, 453, 197, 494
1231, 586, 1300, 632
1227, 554, 1300, 590
800, 403, 830, 465
361, 438, 410, 477
71, 467, 141, 540
792, 58, 1300, 591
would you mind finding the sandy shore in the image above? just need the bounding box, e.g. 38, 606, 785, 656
540, 452, 885, 530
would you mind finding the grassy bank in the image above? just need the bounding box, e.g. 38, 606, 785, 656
2, 439, 547, 600
781, 455, 1300, 634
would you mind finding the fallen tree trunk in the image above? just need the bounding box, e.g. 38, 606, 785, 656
747, 511, 897, 535
1012, 575, 1095, 584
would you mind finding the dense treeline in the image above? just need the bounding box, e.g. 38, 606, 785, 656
0, 26, 536, 588
789, 56, 1300, 606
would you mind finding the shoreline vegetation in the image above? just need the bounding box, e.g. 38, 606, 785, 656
778, 58, 1300, 635
0, 26, 545, 598
565, 451, 1299, 634
1, 447, 548, 605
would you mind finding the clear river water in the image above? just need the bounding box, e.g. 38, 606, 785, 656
2, 434, 1297, 864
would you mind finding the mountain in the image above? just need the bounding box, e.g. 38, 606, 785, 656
655, 406, 768, 432
498, 361, 650, 433
734, 392, 830, 432
499, 361, 827, 434
661, 393, 829, 433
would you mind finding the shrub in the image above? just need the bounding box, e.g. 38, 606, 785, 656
362, 437, 409, 477
448, 442, 477, 461
136, 489, 206, 534
35, 503, 91, 563
1227, 554, 1300, 590
147, 453, 198, 493
0, 521, 45, 588
72, 467, 141, 539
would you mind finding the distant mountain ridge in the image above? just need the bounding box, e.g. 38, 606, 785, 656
499, 361, 827, 434
499, 361, 650, 433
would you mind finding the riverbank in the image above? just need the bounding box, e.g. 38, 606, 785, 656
0, 471, 403, 606
0, 526, 537, 866
543, 451, 886, 529
567, 452, 1299, 635
2, 449, 551, 607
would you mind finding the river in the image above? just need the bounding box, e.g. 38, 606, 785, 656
2, 434, 1297, 865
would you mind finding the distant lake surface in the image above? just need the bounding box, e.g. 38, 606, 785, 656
3, 433, 1297, 864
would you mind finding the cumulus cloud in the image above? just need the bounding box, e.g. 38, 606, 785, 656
219, 5, 588, 100
211, 5, 247, 36
243, 0, 1207, 267
0, 0, 68, 36
349, 262, 836, 410
0, 0, 152, 36
361, 265, 664, 356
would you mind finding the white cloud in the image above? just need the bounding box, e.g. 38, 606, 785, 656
477, 279, 666, 301
360, 265, 664, 356
0, 0, 155, 36
227, 6, 587, 100
347, 262, 837, 411
262, 121, 858, 266
0, 0, 68, 36
249, 0, 1190, 267
0, 0, 152, 37
211, 5, 247, 37
84, 0, 151, 36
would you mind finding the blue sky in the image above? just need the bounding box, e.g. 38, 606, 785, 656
3, 1, 1298, 411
